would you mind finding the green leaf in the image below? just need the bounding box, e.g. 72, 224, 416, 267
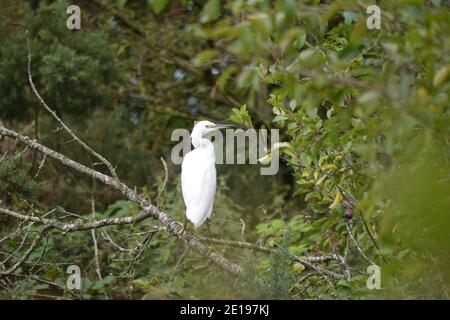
200, 0, 220, 23
117, 0, 127, 8
132, 278, 151, 290
228, 104, 252, 128
305, 191, 321, 202
216, 65, 237, 90
279, 28, 305, 52
256, 219, 286, 235
148, 0, 170, 14
343, 11, 359, 24
193, 49, 218, 66
248, 13, 272, 39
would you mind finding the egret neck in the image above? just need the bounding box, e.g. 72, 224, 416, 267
191, 129, 215, 151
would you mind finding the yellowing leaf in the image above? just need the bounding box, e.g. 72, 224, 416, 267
257, 153, 272, 165
292, 263, 305, 273
324, 164, 337, 171
329, 189, 343, 209
417, 87, 428, 100
433, 65, 450, 87
427, 104, 438, 113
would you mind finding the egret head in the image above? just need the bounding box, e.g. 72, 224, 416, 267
191, 120, 235, 137
191, 120, 235, 147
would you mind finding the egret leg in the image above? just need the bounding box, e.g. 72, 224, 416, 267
206, 219, 214, 247
203, 220, 216, 257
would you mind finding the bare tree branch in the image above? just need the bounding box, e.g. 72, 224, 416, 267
26, 31, 119, 180
0, 126, 244, 276
198, 236, 348, 279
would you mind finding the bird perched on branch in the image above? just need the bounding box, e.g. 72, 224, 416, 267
181, 121, 235, 240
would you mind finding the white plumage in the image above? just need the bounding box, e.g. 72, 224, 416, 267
182, 147, 216, 227
181, 121, 234, 228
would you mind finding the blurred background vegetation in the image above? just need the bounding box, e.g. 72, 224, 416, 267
0, 0, 449, 299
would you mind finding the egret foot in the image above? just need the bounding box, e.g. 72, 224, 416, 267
174, 221, 186, 235
205, 243, 215, 257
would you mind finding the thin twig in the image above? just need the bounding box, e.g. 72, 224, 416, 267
34, 154, 47, 178
101, 229, 133, 253
239, 218, 246, 242
198, 236, 347, 280
345, 221, 376, 266
156, 157, 168, 207
124, 232, 155, 275
0, 226, 50, 276
26, 31, 119, 180
90, 198, 103, 281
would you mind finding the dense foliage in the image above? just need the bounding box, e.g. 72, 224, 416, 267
0, 0, 449, 299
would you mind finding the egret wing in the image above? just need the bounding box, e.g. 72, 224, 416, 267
181, 149, 216, 227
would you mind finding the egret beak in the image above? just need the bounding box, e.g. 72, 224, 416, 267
212, 124, 236, 130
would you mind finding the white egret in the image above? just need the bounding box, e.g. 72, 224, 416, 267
181, 120, 235, 239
